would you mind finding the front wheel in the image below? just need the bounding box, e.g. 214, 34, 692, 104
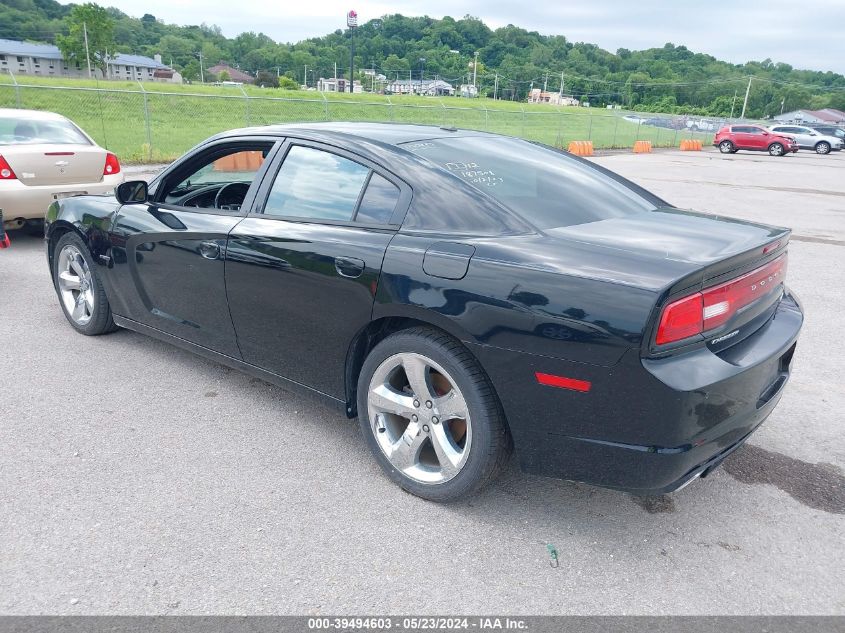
815, 141, 831, 155
768, 142, 785, 156
357, 327, 512, 501
718, 140, 734, 154
53, 232, 118, 335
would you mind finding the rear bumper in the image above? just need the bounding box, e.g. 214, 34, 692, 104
470, 290, 803, 494
0, 174, 123, 220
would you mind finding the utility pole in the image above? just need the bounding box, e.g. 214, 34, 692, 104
543, 73, 548, 93
730, 88, 737, 119
304, 64, 307, 88
83, 22, 92, 78
472, 51, 479, 90
740, 76, 753, 120
559, 71, 564, 97
195, 50, 204, 83
493, 72, 498, 100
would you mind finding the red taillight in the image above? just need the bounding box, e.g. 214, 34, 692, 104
103, 152, 121, 175
655, 254, 788, 345
655, 293, 703, 345
0, 155, 17, 180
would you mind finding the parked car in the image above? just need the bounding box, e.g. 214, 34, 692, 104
768, 124, 843, 154
806, 124, 845, 144
44, 123, 803, 501
0, 108, 124, 233
713, 125, 798, 156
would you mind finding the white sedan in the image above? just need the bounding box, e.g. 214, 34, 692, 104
0, 109, 124, 231
767, 124, 843, 154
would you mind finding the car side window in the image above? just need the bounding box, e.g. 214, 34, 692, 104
265, 145, 370, 221
355, 173, 401, 224
158, 143, 274, 211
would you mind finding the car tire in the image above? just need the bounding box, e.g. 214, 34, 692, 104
357, 326, 512, 502
718, 140, 734, 154
768, 142, 785, 156
52, 232, 118, 336
815, 141, 831, 155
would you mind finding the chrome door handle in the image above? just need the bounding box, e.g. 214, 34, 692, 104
199, 241, 221, 260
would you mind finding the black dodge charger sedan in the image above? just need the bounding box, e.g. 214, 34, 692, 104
45, 122, 803, 501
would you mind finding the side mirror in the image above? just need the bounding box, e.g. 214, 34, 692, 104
809, 132, 818, 136
115, 180, 148, 204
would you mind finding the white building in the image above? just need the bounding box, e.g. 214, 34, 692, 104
459, 84, 478, 98
316, 77, 363, 93
385, 79, 455, 96
773, 108, 845, 124
0, 38, 181, 83
527, 89, 579, 106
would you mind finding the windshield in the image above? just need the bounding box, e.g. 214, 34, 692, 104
0, 116, 91, 146
403, 136, 657, 229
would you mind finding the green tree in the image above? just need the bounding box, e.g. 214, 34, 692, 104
57, 3, 115, 77
278, 76, 299, 90
218, 70, 231, 82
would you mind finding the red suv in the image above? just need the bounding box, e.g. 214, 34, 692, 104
713, 125, 798, 156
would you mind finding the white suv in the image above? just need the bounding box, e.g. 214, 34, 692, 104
768, 124, 843, 154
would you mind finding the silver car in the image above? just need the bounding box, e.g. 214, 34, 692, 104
767, 124, 843, 154
0, 108, 124, 231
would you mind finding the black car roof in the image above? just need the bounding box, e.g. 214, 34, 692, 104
211, 121, 492, 146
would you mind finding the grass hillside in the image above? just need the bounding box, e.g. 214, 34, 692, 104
0, 75, 714, 162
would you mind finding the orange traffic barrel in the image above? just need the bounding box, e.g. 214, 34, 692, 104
633, 140, 652, 153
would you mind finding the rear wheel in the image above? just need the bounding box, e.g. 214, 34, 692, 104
718, 140, 734, 154
815, 141, 831, 155
768, 142, 785, 156
357, 327, 511, 501
53, 232, 118, 335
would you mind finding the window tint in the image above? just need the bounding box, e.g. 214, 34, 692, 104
403, 136, 656, 229
355, 173, 400, 224
265, 146, 369, 220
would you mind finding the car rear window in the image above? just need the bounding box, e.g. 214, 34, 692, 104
0, 116, 91, 146
402, 136, 656, 229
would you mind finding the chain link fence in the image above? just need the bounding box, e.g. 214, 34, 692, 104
0, 80, 727, 163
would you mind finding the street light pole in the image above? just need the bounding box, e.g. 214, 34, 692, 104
419, 58, 426, 95
472, 51, 479, 92
347, 10, 358, 93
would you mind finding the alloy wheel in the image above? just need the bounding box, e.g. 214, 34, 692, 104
816, 142, 830, 155
367, 352, 472, 484
57, 244, 95, 326
719, 141, 733, 153
769, 143, 784, 156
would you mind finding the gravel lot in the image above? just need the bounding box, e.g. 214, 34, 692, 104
1, 148, 843, 615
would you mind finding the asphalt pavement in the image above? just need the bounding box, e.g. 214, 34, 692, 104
0, 147, 843, 614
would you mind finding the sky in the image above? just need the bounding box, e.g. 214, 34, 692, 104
66, 0, 845, 74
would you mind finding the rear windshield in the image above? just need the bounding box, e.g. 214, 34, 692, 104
402, 136, 656, 228
0, 116, 91, 146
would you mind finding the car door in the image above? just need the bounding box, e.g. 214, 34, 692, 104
108, 138, 280, 357
744, 126, 769, 150
731, 126, 753, 149
225, 140, 410, 398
